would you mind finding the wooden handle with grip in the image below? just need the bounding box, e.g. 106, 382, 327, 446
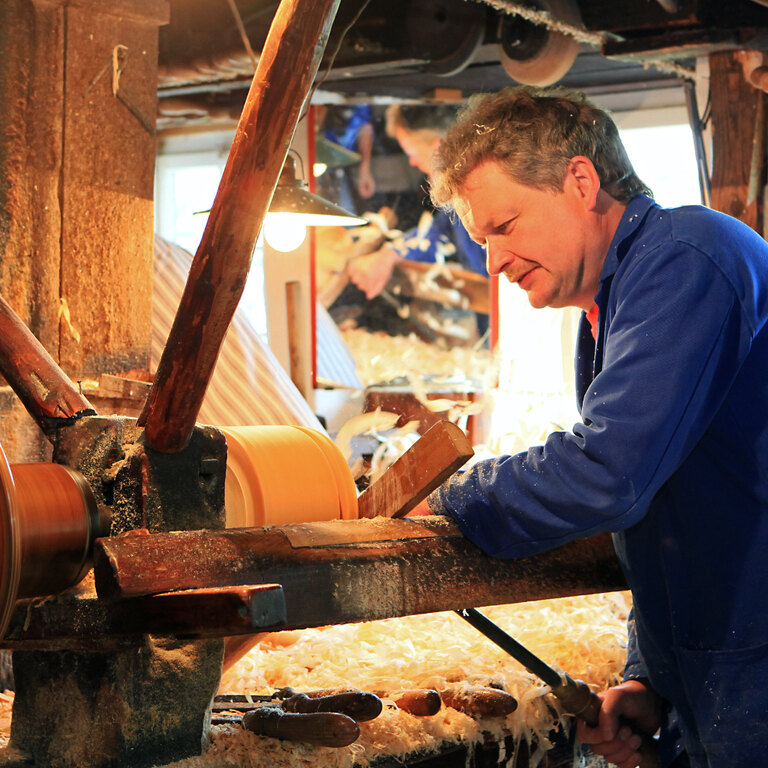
440, 685, 518, 718
384, 689, 442, 716
280, 691, 382, 721
551, 675, 659, 768
241, 708, 360, 747
282, 686, 440, 717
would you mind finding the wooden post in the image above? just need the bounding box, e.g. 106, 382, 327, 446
0, 0, 166, 461
286, 280, 309, 398
139, 0, 341, 453
709, 50, 767, 234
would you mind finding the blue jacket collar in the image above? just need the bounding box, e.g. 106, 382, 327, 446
601, 194, 657, 282
592, 195, 657, 313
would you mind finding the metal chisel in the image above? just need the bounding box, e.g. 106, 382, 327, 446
456, 607, 659, 768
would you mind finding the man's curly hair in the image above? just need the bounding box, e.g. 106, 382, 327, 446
430, 86, 651, 209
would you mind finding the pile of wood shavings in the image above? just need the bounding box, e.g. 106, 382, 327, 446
164, 593, 629, 768
340, 328, 494, 389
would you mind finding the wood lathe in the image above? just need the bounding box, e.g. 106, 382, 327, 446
0, 1, 626, 766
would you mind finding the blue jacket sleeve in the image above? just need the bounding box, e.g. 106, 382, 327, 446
389, 211, 455, 264
428, 241, 756, 559
390, 211, 487, 275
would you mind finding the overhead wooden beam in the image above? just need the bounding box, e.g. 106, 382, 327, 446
139, 0, 341, 453
93, 518, 627, 629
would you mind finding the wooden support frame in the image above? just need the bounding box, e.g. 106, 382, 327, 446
0, 585, 285, 651
93, 519, 627, 629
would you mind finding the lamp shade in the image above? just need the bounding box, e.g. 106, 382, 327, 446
269, 153, 368, 227
193, 153, 368, 229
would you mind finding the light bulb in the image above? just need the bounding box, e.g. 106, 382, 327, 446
313, 162, 328, 177
264, 213, 307, 252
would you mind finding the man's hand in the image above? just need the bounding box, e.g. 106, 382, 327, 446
404, 498, 433, 517
576, 680, 662, 768
347, 247, 400, 299
357, 163, 375, 199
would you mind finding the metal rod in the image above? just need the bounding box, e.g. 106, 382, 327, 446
455, 607, 562, 688
456, 606, 660, 768
684, 79, 712, 208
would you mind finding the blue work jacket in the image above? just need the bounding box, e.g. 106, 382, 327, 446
391, 209, 488, 276
429, 195, 768, 767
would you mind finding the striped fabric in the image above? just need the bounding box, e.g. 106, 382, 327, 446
152, 236, 325, 431
314, 303, 362, 389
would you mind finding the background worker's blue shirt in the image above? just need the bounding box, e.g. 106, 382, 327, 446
390, 209, 488, 276
429, 195, 768, 767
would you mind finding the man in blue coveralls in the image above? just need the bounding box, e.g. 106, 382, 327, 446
347, 104, 488, 299
415, 86, 768, 768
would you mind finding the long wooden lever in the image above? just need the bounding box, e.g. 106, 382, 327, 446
139, 0, 341, 453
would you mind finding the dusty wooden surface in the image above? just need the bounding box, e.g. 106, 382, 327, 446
58, 1, 160, 380
709, 50, 766, 234
357, 421, 473, 519
0, 0, 164, 461
0, 1, 68, 462
140, 0, 341, 453
93, 518, 627, 628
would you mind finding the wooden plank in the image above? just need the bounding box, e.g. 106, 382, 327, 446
92, 374, 152, 401
92, 519, 627, 629
357, 421, 473, 519
139, 0, 341, 453
0, 584, 286, 650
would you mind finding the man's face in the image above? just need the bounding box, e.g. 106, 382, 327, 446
457, 161, 601, 311
396, 127, 439, 176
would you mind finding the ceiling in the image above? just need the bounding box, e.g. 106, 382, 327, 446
155, 0, 768, 129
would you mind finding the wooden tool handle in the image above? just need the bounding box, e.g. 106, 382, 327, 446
280, 691, 382, 722
384, 689, 442, 716
440, 685, 518, 718
553, 675, 659, 768
241, 708, 360, 747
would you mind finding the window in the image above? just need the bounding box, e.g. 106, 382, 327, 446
619, 123, 702, 207
154, 148, 267, 339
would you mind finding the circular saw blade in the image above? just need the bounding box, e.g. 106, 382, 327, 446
498, 0, 582, 87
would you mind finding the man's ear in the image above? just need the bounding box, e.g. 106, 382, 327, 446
564, 156, 601, 210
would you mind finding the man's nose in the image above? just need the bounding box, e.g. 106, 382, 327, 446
485, 238, 505, 276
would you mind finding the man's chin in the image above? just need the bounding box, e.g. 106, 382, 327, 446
523, 289, 549, 310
